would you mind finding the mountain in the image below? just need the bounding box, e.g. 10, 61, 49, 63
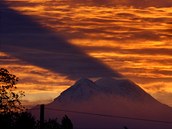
56, 77, 160, 104
31, 78, 172, 129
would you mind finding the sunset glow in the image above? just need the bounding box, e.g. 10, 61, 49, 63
1, 0, 172, 107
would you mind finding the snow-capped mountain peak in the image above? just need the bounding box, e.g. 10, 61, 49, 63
54, 77, 158, 104
73, 78, 96, 88
54, 78, 98, 103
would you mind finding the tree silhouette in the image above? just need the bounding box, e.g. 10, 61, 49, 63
0, 68, 24, 113
0, 112, 15, 129
44, 118, 61, 129
61, 115, 73, 129
0, 112, 37, 129
14, 112, 36, 129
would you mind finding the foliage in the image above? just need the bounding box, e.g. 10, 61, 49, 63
0, 112, 73, 129
44, 118, 61, 129
0, 112, 36, 129
0, 68, 24, 113
61, 115, 73, 129
40, 115, 73, 129
0, 112, 15, 129
14, 112, 36, 129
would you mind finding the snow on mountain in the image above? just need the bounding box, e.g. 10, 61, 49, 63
54, 77, 160, 104
54, 78, 99, 103
95, 77, 159, 102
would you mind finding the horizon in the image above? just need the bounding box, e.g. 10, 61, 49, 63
0, 0, 172, 108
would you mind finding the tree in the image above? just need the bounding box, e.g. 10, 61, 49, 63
44, 118, 61, 129
61, 115, 73, 129
0, 68, 24, 113
14, 112, 36, 129
0, 112, 15, 129
0, 112, 37, 129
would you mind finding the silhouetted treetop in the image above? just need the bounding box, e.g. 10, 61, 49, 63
0, 68, 24, 113
61, 115, 73, 129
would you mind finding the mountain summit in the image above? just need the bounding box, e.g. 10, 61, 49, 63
55, 77, 159, 104
55, 78, 99, 103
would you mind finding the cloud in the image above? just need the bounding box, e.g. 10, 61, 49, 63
115, 13, 138, 18
143, 82, 167, 91
2, 0, 172, 107
119, 48, 172, 56
70, 0, 172, 8
1, 1, 122, 80
5, 0, 41, 7
84, 46, 172, 56
153, 91, 172, 107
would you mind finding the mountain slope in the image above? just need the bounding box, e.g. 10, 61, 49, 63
95, 77, 159, 102
31, 77, 172, 129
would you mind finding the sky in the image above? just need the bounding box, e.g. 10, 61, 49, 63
1, 0, 172, 107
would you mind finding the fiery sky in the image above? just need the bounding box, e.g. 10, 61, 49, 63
1, 0, 172, 107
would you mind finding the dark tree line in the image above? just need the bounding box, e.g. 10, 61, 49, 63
0, 112, 73, 129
